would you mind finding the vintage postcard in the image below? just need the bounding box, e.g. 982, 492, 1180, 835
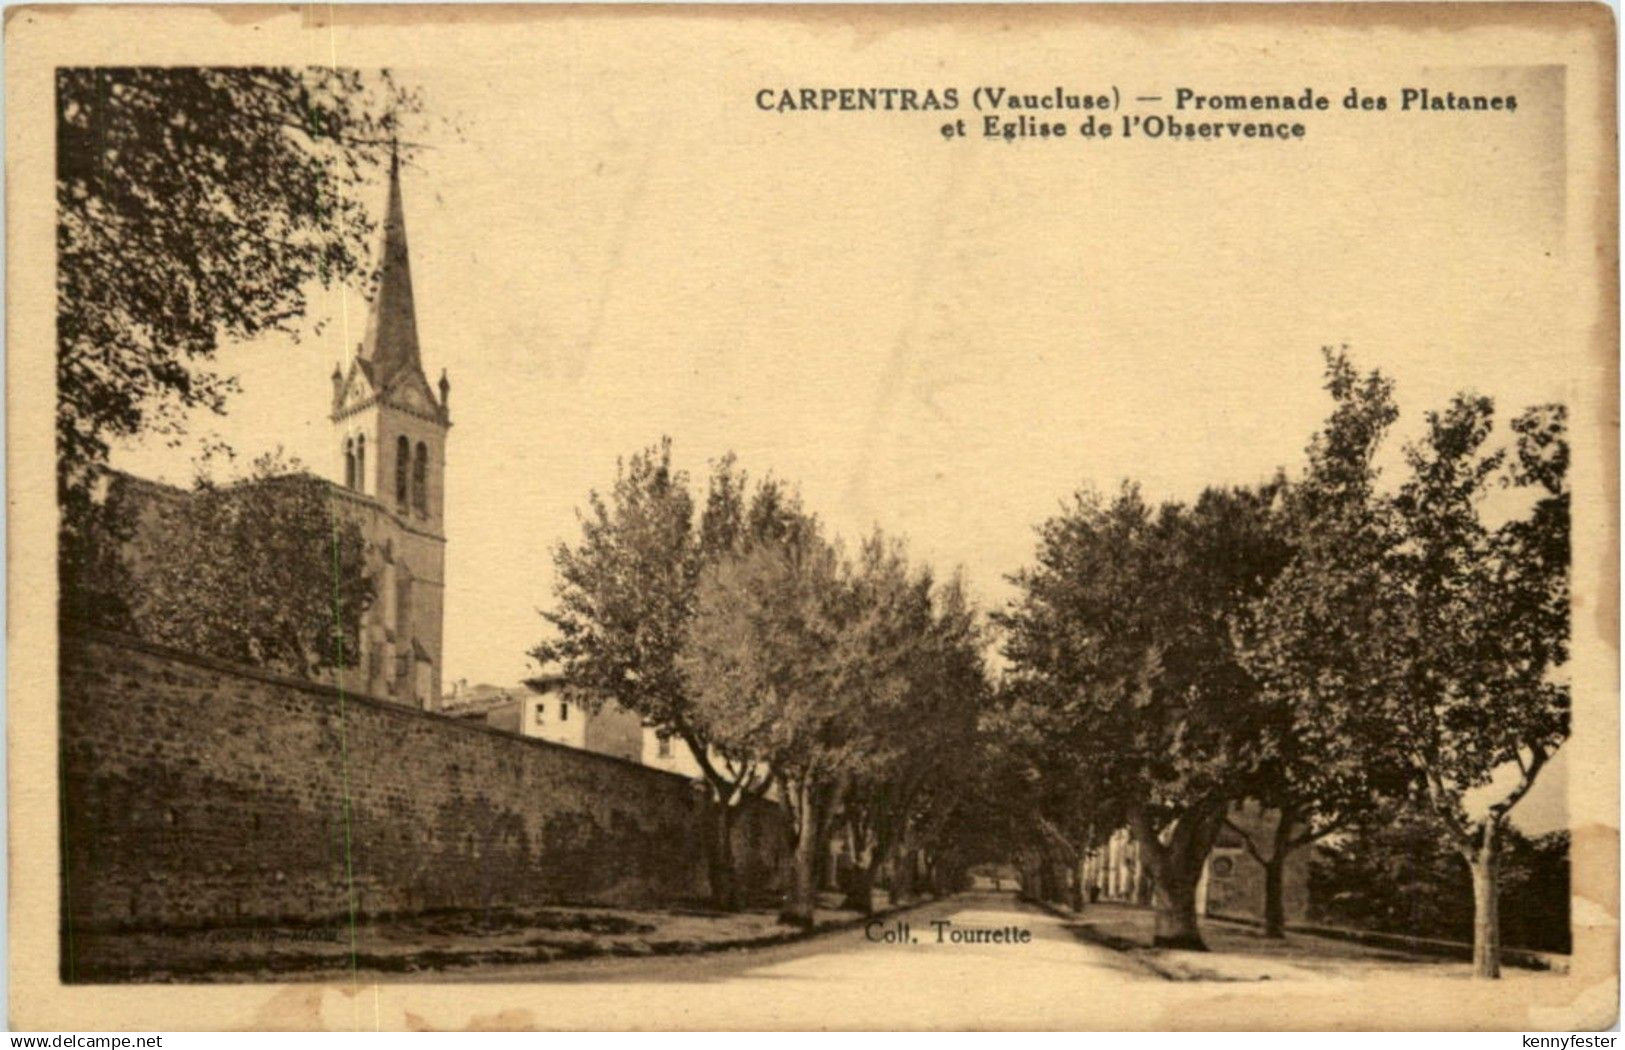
6, 1, 1618, 1032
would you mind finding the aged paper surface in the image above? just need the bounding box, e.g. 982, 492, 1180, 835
7, 2, 1618, 1031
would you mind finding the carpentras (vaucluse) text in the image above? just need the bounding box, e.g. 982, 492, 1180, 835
753, 83, 1522, 143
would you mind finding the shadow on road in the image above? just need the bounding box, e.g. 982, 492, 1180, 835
426, 891, 1147, 986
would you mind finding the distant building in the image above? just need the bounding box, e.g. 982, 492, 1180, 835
439, 681, 526, 733
641, 725, 707, 779
444, 685, 776, 792
440, 678, 644, 764
1197, 802, 1311, 923
640, 729, 786, 808
1081, 802, 1310, 926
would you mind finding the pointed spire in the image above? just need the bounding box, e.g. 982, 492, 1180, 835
356, 140, 421, 385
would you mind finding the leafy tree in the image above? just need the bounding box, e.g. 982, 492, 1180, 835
684, 527, 952, 927
1387, 398, 1570, 978
999, 482, 1290, 948
57, 67, 419, 593
924, 704, 1056, 902
80, 451, 374, 679
533, 442, 795, 910
1235, 351, 1569, 970
1312, 812, 1571, 955
533, 440, 698, 748
838, 572, 987, 913
682, 511, 843, 926
979, 680, 1108, 912
1236, 350, 1414, 936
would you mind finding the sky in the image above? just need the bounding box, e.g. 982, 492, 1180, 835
107, 17, 1591, 832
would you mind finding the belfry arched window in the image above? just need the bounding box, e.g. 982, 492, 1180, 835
395, 436, 410, 510
344, 439, 356, 489
355, 434, 366, 494
413, 442, 428, 516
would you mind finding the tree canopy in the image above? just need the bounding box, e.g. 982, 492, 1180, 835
82, 451, 374, 679
534, 441, 823, 908
57, 67, 419, 523
996, 480, 1291, 946
1233, 351, 1415, 930
683, 523, 987, 924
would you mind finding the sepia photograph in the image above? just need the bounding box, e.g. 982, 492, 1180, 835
6, 1, 1619, 1033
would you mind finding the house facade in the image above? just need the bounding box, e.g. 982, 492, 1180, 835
441, 680, 645, 764
1081, 802, 1311, 925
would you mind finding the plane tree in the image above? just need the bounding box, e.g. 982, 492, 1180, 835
998, 481, 1290, 949
84, 451, 374, 679
533, 441, 795, 910
976, 679, 1111, 911
1236, 351, 1414, 936
1385, 398, 1570, 978
1245, 353, 1572, 976
838, 572, 987, 913
681, 510, 846, 927
684, 527, 964, 927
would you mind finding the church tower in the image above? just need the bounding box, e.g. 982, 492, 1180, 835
329, 150, 451, 709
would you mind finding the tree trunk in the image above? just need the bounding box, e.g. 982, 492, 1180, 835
1255, 806, 1299, 939
1152, 870, 1206, 950
1128, 799, 1225, 952
706, 802, 740, 912
1262, 849, 1286, 939
1468, 821, 1502, 979
842, 860, 875, 915
1068, 861, 1084, 912
779, 788, 823, 929
892, 848, 919, 905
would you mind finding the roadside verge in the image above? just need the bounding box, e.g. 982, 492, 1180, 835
67, 892, 948, 982
1027, 898, 1567, 982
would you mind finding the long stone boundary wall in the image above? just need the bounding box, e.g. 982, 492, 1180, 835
59, 632, 787, 934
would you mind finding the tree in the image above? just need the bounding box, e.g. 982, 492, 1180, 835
1236, 350, 1413, 936
979, 679, 1107, 912
533, 442, 793, 910
684, 527, 951, 928
1311, 810, 1571, 955
999, 482, 1290, 949
839, 572, 987, 913
80, 451, 374, 679
57, 67, 419, 581
1387, 398, 1570, 978
932, 725, 1040, 895
682, 512, 843, 926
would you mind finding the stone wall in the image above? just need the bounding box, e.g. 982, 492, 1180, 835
59, 632, 786, 935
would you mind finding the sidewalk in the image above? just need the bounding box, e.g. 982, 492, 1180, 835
66, 891, 899, 982
1040, 901, 1562, 983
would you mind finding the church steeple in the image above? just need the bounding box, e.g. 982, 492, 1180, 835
356, 145, 422, 386
326, 142, 449, 712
